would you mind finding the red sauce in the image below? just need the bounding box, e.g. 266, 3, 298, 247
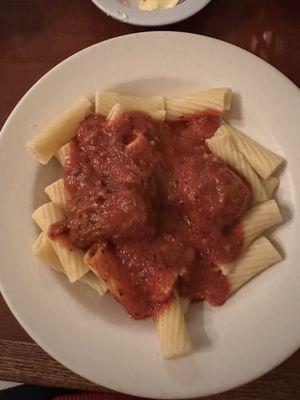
50, 111, 251, 319
178, 256, 230, 306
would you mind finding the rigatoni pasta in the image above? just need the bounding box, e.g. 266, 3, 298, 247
33, 232, 64, 273
33, 232, 107, 296
95, 91, 165, 120
55, 143, 70, 167
219, 200, 282, 274
45, 178, 68, 210
154, 291, 192, 359
80, 272, 108, 296
27, 98, 92, 164
206, 128, 267, 203
223, 123, 284, 179
227, 237, 282, 293
107, 103, 128, 124
32, 203, 89, 282
84, 245, 119, 295
241, 200, 282, 248
165, 88, 232, 120
263, 176, 279, 198
180, 297, 191, 315
28, 88, 284, 360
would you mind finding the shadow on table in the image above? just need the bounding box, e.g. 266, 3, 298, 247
0, 385, 76, 400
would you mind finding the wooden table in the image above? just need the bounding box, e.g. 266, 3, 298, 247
0, 0, 299, 398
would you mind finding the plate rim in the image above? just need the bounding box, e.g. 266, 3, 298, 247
0, 31, 299, 398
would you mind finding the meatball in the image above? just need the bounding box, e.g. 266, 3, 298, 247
176, 155, 251, 228
67, 186, 155, 248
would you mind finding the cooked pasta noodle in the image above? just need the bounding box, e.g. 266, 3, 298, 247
27, 98, 92, 164
263, 176, 279, 198
154, 291, 192, 359
165, 88, 232, 120
206, 129, 267, 203
221, 123, 284, 179
95, 91, 165, 120
55, 143, 71, 167
44, 179, 68, 210
32, 202, 89, 282
220, 200, 282, 274
228, 237, 282, 293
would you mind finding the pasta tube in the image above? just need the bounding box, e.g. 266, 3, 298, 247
95, 91, 165, 120
227, 237, 282, 293
32, 202, 88, 282
33, 232, 106, 295
206, 129, 267, 203
220, 200, 282, 274
165, 88, 232, 120
55, 143, 71, 167
33, 232, 64, 273
27, 98, 92, 164
153, 291, 192, 359
222, 123, 284, 179
44, 179, 68, 210
263, 176, 279, 198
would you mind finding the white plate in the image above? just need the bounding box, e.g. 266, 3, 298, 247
0, 32, 299, 399
91, 0, 212, 26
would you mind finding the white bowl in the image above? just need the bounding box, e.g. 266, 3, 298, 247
91, 0, 212, 26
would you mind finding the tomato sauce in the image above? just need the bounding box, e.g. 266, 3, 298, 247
50, 111, 251, 319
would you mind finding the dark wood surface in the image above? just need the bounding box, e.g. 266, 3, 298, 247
0, 0, 299, 397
